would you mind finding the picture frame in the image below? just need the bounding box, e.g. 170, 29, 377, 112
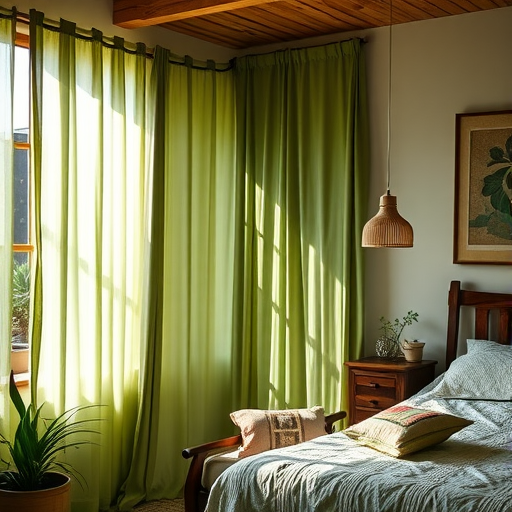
454, 110, 512, 264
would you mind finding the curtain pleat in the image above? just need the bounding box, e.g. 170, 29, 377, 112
115, 45, 167, 510
232, 40, 369, 417
0, 7, 15, 433
30, 12, 151, 510
117, 45, 237, 509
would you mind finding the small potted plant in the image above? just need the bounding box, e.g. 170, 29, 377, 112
11, 260, 30, 374
376, 310, 419, 359
0, 371, 100, 511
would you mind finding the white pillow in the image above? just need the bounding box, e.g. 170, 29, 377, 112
434, 339, 512, 400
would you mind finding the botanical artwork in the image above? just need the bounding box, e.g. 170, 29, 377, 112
469, 129, 512, 244
455, 111, 512, 264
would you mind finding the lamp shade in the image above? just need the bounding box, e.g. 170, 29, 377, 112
362, 193, 413, 247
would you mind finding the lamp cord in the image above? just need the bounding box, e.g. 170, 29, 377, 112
386, 0, 392, 195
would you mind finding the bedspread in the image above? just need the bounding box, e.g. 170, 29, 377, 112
205, 381, 512, 512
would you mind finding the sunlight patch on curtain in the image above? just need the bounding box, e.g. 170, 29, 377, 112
30, 13, 151, 510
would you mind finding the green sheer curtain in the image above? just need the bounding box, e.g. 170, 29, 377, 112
232, 40, 369, 417
20, 8, 366, 508
30, 12, 151, 511
0, 7, 14, 432
28, 11, 237, 507
117, 46, 237, 509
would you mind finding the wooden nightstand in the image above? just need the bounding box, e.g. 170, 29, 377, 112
344, 357, 437, 425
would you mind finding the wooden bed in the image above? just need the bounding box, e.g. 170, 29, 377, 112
446, 280, 512, 367
182, 280, 512, 512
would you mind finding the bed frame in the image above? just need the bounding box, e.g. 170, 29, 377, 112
446, 280, 512, 369
182, 280, 512, 512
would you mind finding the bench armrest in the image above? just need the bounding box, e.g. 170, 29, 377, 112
182, 434, 241, 512
325, 410, 347, 432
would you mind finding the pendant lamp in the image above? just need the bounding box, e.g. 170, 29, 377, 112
361, 0, 413, 248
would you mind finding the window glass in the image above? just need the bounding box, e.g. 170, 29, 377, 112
13, 145, 29, 245
12, 42, 31, 376
13, 45, 29, 131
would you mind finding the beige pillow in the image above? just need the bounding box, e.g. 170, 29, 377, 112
230, 406, 326, 458
343, 405, 472, 458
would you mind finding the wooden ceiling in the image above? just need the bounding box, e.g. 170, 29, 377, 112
113, 0, 512, 49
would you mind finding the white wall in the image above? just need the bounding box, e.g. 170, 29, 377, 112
363, 8, 512, 372
12, 1, 512, 371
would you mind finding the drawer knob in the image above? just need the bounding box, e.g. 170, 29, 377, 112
368, 382, 380, 388
369, 399, 379, 406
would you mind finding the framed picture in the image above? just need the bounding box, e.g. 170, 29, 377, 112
454, 111, 512, 264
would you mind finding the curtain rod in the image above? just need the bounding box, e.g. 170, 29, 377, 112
7, 8, 234, 72
238, 36, 367, 61
4, 7, 366, 72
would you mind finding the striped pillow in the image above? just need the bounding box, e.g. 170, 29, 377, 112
343, 405, 472, 457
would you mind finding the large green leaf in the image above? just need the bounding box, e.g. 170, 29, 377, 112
482, 166, 512, 216
488, 146, 508, 165
469, 214, 491, 227
506, 134, 512, 160
8, 371, 26, 420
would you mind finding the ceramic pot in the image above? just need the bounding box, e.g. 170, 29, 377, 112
401, 340, 425, 362
11, 347, 29, 374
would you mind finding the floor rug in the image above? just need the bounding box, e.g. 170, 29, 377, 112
134, 498, 185, 512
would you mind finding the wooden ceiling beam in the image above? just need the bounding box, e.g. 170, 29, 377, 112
113, 0, 280, 28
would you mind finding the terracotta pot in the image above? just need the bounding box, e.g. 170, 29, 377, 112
0, 472, 71, 512
10, 347, 29, 374
401, 340, 425, 362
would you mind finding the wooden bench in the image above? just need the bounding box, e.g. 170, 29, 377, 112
182, 410, 347, 512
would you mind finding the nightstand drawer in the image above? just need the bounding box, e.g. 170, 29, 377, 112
355, 394, 396, 410
354, 374, 396, 399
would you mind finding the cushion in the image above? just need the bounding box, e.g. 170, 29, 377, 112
433, 339, 512, 400
201, 449, 240, 490
230, 406, 326, 458
343, 405, 472, 457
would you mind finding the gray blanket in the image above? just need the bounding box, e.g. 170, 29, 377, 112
206, 380, 512, 512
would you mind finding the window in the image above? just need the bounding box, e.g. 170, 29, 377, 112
11, 33, 31, 377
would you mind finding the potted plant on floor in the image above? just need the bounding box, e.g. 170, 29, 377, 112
0, 371, 99, 511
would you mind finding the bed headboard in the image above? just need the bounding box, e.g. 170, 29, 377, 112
446, 280, 512, 369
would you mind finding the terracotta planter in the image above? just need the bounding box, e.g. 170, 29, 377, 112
0, 472, 71, 512
10, 347, 29, 374
401, 340, 425, 362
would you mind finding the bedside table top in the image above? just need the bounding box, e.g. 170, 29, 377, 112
344, 357, 438, 372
